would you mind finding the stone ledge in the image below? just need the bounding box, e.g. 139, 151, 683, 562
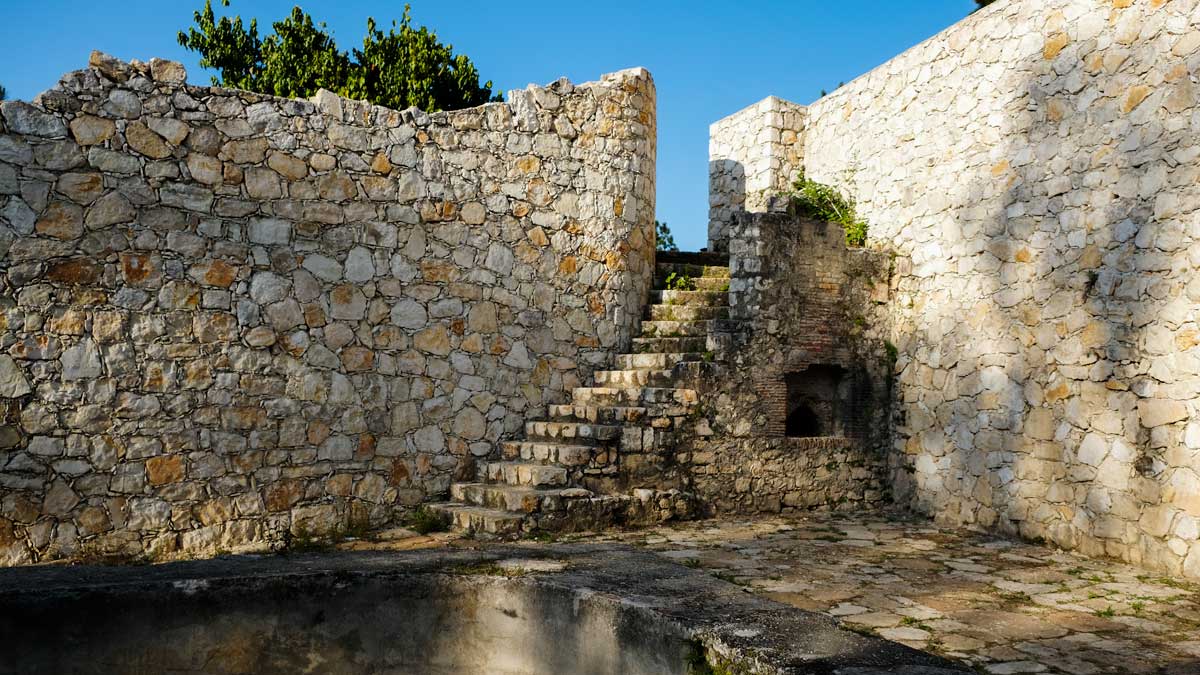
0, 543, 970, 674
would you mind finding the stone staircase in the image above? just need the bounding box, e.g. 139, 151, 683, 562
428, 254, 730, 537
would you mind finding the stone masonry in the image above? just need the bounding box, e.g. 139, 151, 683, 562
430, 231, 892, 532
708, 96, 806, 252
708, 0, 1200, 579
681, 212, 893, 515
0, 52, 656, 564
428, 255, 727, 535
4, 0, 1198, 590
429, 218, 896, 533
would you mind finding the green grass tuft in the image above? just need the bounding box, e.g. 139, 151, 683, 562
404, 505, 448, 535
664, 272, 696, 291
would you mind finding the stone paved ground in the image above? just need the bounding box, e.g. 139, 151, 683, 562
349, 510, 1200, 674
572, 512, 1200, 675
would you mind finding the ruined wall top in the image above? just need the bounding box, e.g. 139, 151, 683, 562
707, 96, 805, 251
0, 52, 656, 564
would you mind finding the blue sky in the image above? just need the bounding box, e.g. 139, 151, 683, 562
0, 0, 978, 250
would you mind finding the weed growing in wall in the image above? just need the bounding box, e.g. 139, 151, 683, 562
404, 505, 449, 534
664, 272, 696, 291
786, 172, 869, 247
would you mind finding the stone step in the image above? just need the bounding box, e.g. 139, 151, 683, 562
547, 404, 648, 425
655, 262, 730, 279
479, 461, 568, 487
524, 420, 623, 444
653, 276, 730, 292
500, 440, 599, 466
639, 320, 712, 338
451, 482, 591, 514
632, 336, 709, 353
425, 503, 523, 536
615, 352, 703, 370
650, 289, 728, 307
571, 386, 698, 407
648, 305, 729, 321
593, 369, 676, 388
692, 276, 730, 291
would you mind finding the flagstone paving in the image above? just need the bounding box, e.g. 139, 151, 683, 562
574, 512, 1200, 675
350, 510, 1199, 674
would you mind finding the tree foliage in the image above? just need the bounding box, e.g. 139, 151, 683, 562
655, 221, 678, 252
178, 1, 500, 112
974, 0, 998, 9
0, 84, 6, 101
817, 81, 845, 100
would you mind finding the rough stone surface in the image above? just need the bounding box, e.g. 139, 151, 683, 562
0, 543, 967, 675
0, 55, 656, 564
0, 356, 31, 397
708, 0, 1200, 580
594, 513, 1200, 675
668, 221, 893, 516
708, 96, 805, 251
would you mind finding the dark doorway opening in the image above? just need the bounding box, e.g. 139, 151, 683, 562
785, 365, 846, 438
786, 403, 822, 437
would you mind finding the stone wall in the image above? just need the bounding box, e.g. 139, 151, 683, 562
687, 436, 887, 515
707, 97, 805, 252
683, 211, 892, 515
0, 52, 656, 564
712, 0, 1200, 578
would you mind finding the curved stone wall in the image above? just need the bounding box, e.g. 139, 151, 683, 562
0, 53, 656, 564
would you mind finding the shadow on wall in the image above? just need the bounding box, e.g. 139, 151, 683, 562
902, 14, 1200, 577
708, 158, 746, 252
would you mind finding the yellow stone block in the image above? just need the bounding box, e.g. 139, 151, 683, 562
516, 155, 540, 173
1043, 33, 1070, 60
370, 153, 391, 174
1122, 85, 1152, 113
1045, 382, 1071, 403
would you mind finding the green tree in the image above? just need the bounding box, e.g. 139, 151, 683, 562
0, 84, 6, 101
974, 0, 998, 9
178, 1, 499, 112
817, 81, 845, 100
349, 16, 497, 112
655, 220, 678, 252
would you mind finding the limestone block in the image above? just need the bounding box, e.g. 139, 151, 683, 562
0, 357, 31, 397
1139, 399, 1188, 428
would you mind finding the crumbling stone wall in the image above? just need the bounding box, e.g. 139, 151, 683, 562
684, 211, 892, 514
707, 98, 805, 252
0, 53, 656, 564
713, 0, 1200, 577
